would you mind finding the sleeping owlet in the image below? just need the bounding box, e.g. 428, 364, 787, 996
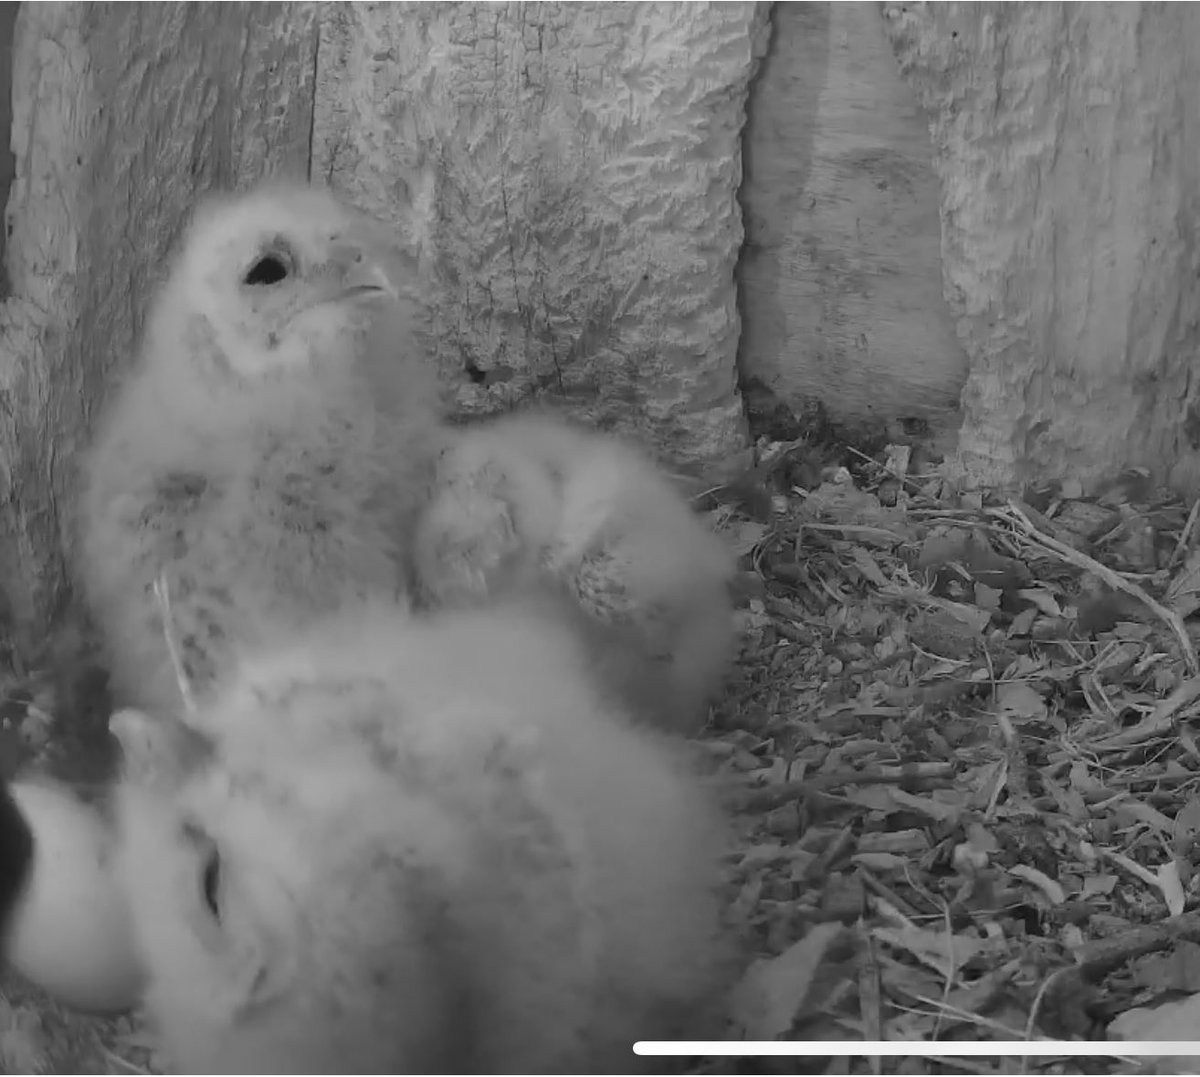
412, 411, 737, 735
107, 598, 733, 1073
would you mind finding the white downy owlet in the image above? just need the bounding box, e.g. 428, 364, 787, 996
412, 411, 737, 734
76, 181, 443, 722
107, 599, 733, 1074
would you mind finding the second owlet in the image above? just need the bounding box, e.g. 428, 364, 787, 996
75, 181, 443, 721
412, 411, 737, 734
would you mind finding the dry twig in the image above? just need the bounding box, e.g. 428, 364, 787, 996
992, 501, 1200, 676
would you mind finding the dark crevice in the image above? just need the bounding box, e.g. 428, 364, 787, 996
733, 2, 827, 437
306, 13, 320, 183
0, 780, 34, 943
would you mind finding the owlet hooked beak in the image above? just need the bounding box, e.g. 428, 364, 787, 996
320, 246, 397, 309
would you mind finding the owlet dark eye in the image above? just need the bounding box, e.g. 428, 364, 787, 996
201, 848, 222, 919
243, 254, 290, 286
182, 819, 223, 919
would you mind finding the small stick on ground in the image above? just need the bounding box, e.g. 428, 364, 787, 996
733, 761, 956, 812
1169, 497, 1200, 569
1088, 676, 1200, 751
993, 501, 1200, 677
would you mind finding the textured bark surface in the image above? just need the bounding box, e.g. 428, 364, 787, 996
3, 2, 316, 650
885, 2, 1200, 493
739, 2, 965, 441
312, 0, 769, 475
0, 5, 16, 298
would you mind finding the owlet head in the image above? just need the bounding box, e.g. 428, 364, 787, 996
154, 182, 399, 383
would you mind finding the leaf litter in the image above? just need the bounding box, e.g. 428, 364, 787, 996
703, 441, 1200, 1076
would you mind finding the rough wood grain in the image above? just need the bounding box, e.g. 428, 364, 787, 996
885, 2, 1200, 493
0, 4, 16, 300
312, 0, 770, 474
2, 2, 317, 652
739, 2, 965, 441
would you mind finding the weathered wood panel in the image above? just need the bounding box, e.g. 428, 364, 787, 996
0, 4, 17, 299
3, 2, 317, 651
885, 2, 1200, 492
312, 0, 770, 473
739, 2, 965, 441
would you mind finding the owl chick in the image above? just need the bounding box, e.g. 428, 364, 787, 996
76, 181, 443, 721
107, 599, 732, 1074
412, 411, 737, 734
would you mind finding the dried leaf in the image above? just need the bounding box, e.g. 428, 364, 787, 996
1174, 797, 1200, 845
885, 787, 962, 824
851, 852, 908, 872
871, 922, 985, 980
1081, 873, 1118, 897
1017, 587, 1064, 616
996, 681, 1048, 723
727, 921, 847, 1040
1159, 859, 1187, 917
1132, 940, 1200, 993
1009, 863, 1066, 905
850, 546, 890, 589
974, 581, 1002, 611
1007, 605, 1040, 636
1114, 800, 1175, 835
1109, 993, 1200, 1071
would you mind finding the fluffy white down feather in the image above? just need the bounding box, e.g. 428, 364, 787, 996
75, 182, 444, 721
413, 411, 737, 733
108, 600, 733, 1074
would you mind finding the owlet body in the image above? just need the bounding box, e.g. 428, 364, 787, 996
76, 182, 443, 720
108, 600, 732, 1074
412, 412, 737, 734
